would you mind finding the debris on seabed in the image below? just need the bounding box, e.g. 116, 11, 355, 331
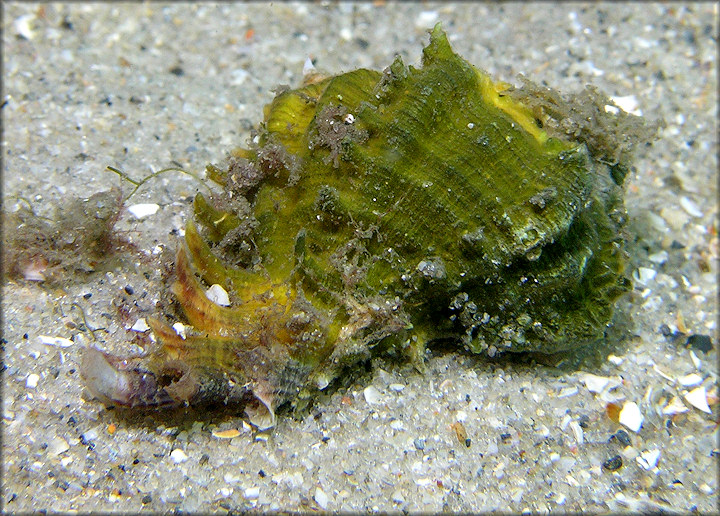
314, 486, 329, 509
131, 318, 150, 332
677, 373, 703, 387
212, 428, 241, 439
618, 401, 644, 433
126, 203, 160, 219
39, 335, 74, 348
170, 449, 189, 463
363, 386, 382, 404
684, 386, 711, 414
661, 396, 690, 416
602, 455, 623, 471
636, 449, 661, 470
26, 374, 40, 389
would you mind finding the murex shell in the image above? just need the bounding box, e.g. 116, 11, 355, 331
83, 25, 642, 429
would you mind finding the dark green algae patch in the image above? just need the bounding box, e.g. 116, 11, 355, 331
81, 25, 655, 429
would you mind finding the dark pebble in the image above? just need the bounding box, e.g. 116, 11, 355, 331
670, 240, 685, 249
258, 469, 266, 478
609, 429, 632, 447
142, 494, 152, 504
465, 438, 471, 448
578, 414, 591, 429
602, 455, 623, 471
659, 324, 673, 337
83, 293, 92, 299
414, 438, 425, 451
169, 66, 184, 76
686, 334, 713, 353
124, 285, 134, 295
499, 433, 512, 443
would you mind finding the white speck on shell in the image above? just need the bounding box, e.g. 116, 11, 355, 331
127, 203, 160, 219
172, 322, 187, 339
618, 401, 644, 433
206, 284, 231, 306
684, 386, 711, 413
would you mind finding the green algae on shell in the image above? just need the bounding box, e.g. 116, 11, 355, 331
82, 25, 649, 429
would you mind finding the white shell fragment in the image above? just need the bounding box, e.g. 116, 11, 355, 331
684, 386, 711, 414
127, 203, 160, 219
636, 449, 661, 470
314, 487, 329, 509
363, 385, 382, 404
662, 396, 689, 416
579, 372, 610, 393
130, 318, 150, 332
39, 335, 74, 348
172, 322, 187, 339
170, 448, 189, 463
618, 401, 644, 433
678, 373, 703, 387
26, 373, 40, 389
206, 284, 231, 306
632, 267, 656, 285
679, 196, 703, 218
244, 486, 260, 500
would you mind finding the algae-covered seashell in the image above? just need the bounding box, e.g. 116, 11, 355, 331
83, 25, 648, 429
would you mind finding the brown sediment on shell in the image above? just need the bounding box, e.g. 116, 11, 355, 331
81, 24, 658, 429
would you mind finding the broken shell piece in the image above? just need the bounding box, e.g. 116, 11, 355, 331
131, 318, 150, 332
677, 373, 703, 387
39, 335, 74, 348
661, 396, 689, 416
618, 401, 644, 433
127, 203, 160, 219
245, 385, 276, 430
684, 386, 711, 414
579, 372, 610, 393
636, 449, 661, 470
212, 428, 241, 439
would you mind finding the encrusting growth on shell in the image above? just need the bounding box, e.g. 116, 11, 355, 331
82, 24, 654, 429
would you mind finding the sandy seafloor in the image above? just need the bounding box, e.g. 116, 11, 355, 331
2, 2, 718, 513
